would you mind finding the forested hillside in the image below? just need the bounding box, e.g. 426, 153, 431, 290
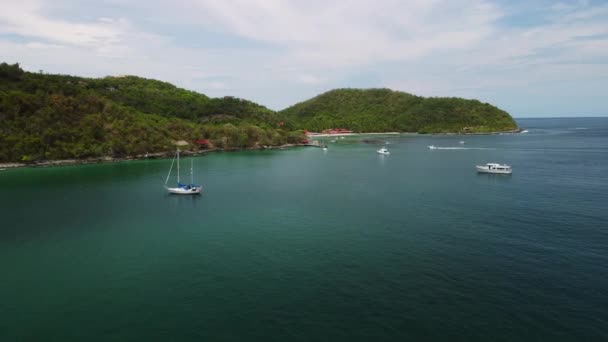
0, 63, 301, 162
281, 88, 517, 133
0, 63, 518, 163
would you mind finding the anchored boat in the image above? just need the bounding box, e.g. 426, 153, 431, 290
164, 149, 202, 194
476, 163, 512, 174
377, 147, 390, 155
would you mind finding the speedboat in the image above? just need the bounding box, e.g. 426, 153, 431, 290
377, 147, 390, 155
428, 145, 437, 150
476, 163, 512, 174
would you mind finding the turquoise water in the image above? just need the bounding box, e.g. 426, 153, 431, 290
1, 118, 607, 341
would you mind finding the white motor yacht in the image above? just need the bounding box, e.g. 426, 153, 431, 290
476, 163, 512, 174
377, 147, 390, 155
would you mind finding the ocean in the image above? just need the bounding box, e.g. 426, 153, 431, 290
1, 117, 607, 341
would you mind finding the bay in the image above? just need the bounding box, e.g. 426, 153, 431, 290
1, 117, 607, 341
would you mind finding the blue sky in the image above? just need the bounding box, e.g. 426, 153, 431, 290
1, 0, 607, 117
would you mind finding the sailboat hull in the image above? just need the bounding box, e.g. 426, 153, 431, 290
166, 186, 202, 195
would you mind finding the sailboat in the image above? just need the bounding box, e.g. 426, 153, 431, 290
164, 149, 202, 195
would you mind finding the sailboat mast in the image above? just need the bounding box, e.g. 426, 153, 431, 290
191, 158, 194, 185
177, 148, 180, 184
164, 153, 176, 186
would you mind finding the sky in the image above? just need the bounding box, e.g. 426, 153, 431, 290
1, 0, 607, 117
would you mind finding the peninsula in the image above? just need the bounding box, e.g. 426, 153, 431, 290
282, 88, 518, 134
0, 62, 518, 165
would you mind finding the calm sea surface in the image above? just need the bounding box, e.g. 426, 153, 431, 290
1, 117, 607, 341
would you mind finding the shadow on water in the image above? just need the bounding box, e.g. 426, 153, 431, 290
164, 192, 204, 210
165, 193, 203, 200
475, 173, 514, 186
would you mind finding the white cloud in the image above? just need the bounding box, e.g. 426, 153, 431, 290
188, 0, 501, 69
0, 1, 124, 47
0, 0, 607, 115
293, 74, 326, 85
24, 42, 64, 49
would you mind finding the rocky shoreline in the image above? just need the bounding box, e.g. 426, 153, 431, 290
0, 144, 307, 170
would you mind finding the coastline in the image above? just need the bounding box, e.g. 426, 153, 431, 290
0, 128, 522, 170
0, 144, 310, 170
307, 128, 522, 138
307, 132, 401, 137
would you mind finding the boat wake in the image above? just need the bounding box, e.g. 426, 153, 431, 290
430, 146, 496, 150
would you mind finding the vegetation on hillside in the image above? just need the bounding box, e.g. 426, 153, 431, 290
0, 63, 518, 163
0, 63, 303, 162
89, 76, 285, 126
281, 88, 517, 133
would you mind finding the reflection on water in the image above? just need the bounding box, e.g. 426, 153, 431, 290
476, 172, 514, 185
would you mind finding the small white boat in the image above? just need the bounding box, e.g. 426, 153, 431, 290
164, 149, 202, 195
521, 130, 529, 134
428, 145, 437, 150
476, 163, 512, 174
322, 145, 328, 151
339, 136, 345, 139
377, 147, 390, 155
459, 141, 465, 144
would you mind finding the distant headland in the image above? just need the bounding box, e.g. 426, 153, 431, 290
281, 88, 518, 134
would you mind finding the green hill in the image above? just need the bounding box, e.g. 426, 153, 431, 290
0, 64, 283, 125
88, 76, 283, 125
0, 63, 300, 162
281, 88, 517, 133
0, 62, 518, 163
